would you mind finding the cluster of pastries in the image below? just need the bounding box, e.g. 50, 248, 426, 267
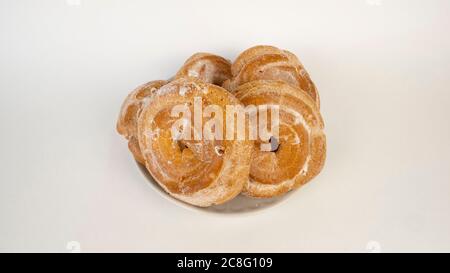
117, 46, 326, 207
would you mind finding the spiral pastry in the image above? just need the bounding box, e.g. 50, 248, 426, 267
224, 45, 320, 108
234, 80, 326, 198
137, 78, 253, 206
117, 80, 167, 164
175, 53, 232, 86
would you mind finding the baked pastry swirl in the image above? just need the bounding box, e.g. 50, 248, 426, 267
234, 80, 326, 198
175, 53, 232, 86
137, 78, 253, 206
117, 46, 326, 207
223, 45, 320, 108
117, 80, 167, 164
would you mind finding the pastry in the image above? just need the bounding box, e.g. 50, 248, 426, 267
117, 80, 167, 164
223, 45, 320, 108
137, 78, 253, 206
117, 46, 326, 206
174, 53, 232, 86
234, 80, 326, 198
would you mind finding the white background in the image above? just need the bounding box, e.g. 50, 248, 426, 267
1, 0, 450, 252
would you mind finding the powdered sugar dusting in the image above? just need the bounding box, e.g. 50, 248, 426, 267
188, 70, 200, 77
179, 86, 189, 96
300, 155, 311, 176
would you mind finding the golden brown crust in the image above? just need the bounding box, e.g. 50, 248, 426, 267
117, 46, 326, 204
117, 80, 167, 164
224, 45, 320, 108
128, 136, 146, 164
137, 78, 253, 207
234, 80, 326, 198
175, 53, 232, 86
231, 45, 281, 76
